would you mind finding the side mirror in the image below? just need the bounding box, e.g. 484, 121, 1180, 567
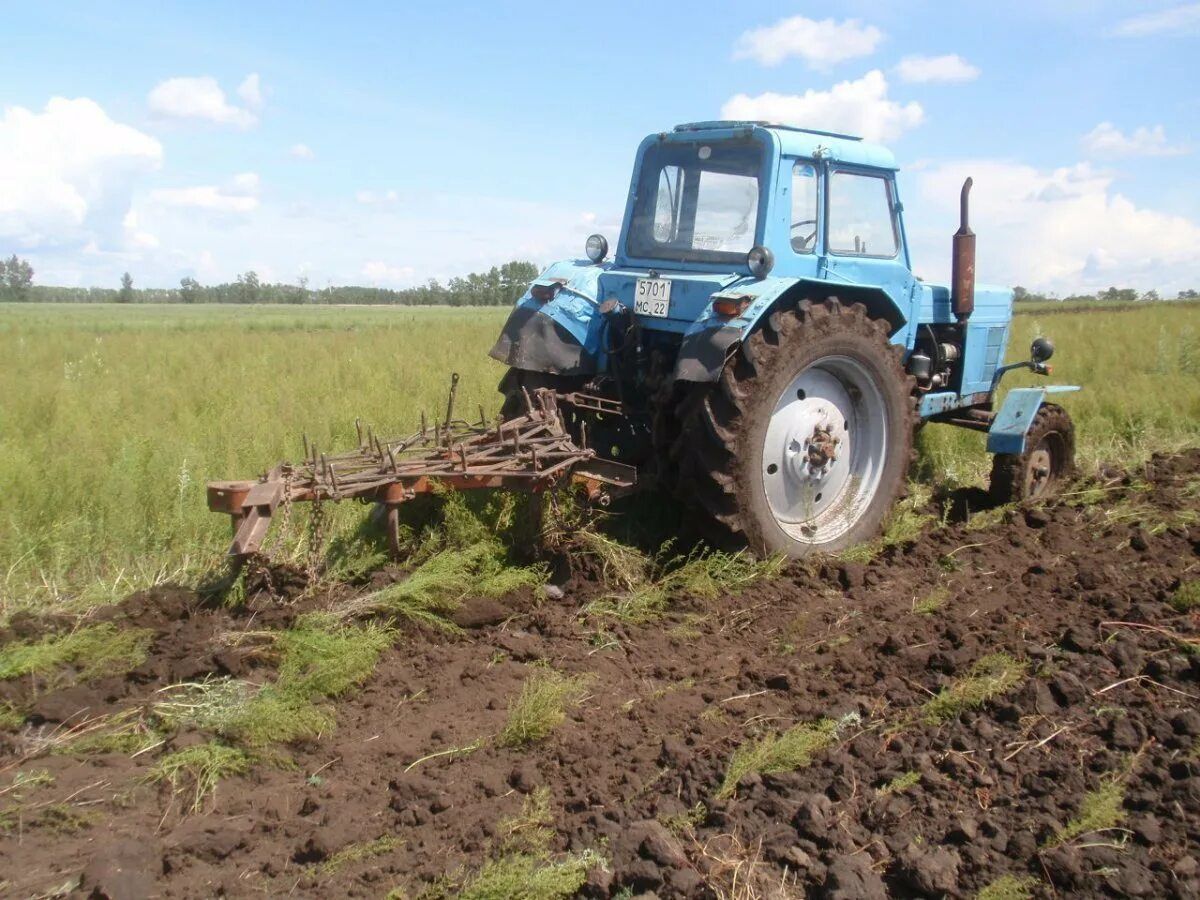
1030, 336, 1054, 363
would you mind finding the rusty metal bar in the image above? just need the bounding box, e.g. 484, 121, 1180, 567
206, 388, 637, 559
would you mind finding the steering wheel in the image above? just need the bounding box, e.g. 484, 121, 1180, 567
791, 218, 817, 251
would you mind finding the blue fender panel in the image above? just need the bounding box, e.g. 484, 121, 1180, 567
987, 385, 1081, 455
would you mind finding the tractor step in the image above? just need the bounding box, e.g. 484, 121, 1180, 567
206, 377, 637, 558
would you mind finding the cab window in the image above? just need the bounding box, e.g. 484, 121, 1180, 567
828, 171, 898, 257
791, 161, 819, 253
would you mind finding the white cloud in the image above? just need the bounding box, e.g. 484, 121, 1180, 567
356, 189, 400, 205
908, 159, 1200, 293
1082, 122, 1188, 158
362, 260, 417, 286
289, 143, 315, 160
0, 97, 162, 250
237, 73, 265, 110
721, 71, 924, 142
147, 75, 260, 127
896, 54, 979, 84
733, 16, 883, 69
149, 172, 260, 214
1110, 3, 1200, 37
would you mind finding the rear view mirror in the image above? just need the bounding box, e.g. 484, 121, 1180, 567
1031, 336, 1054, 363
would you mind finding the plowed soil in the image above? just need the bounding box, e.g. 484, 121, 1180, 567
2, 451, 1199, 899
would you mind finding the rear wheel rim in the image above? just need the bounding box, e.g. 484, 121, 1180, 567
761, 355, 889, 545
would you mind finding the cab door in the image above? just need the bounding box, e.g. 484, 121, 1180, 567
821, 167, 918, 344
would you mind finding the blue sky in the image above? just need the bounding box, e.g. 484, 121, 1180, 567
1, 1, 1198, 293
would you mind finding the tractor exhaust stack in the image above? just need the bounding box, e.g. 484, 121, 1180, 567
951, 177, 976, 322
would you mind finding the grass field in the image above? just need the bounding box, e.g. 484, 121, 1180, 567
1, 301, 1198, 615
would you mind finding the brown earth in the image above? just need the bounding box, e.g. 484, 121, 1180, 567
2, 450, 1199, 899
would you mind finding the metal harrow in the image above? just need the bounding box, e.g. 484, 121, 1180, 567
206, 375, 636, 559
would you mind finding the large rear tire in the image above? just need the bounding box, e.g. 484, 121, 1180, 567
673, 299, 914, 558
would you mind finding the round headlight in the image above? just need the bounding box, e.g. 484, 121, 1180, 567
585, 233, 609, 263
747, 245, 774, 278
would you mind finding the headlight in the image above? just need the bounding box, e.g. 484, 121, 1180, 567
747, 245, 774, 278
585, 234, 609, 263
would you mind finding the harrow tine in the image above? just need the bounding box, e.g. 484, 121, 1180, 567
355, 418, 364, 448
444, 372, 460, 433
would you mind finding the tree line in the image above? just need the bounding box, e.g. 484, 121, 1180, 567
0, 256, 540, 306
1013, 285, 1199, 304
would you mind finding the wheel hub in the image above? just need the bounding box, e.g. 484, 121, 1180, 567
762, 357, 888, 544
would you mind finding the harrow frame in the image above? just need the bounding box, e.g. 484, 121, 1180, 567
206, 377, 636, 559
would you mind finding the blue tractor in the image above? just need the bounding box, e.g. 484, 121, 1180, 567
491, 121, 1078, 558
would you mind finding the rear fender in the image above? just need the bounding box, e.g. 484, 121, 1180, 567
674, 278, 909, 382
489, 260, 609, 376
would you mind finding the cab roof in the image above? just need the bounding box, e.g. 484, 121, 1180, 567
673, 120, 898, 171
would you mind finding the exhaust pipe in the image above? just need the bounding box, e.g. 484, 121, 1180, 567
951, 177, 975, 323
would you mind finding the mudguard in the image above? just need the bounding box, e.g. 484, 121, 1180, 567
987, 385, 1081, 455
489, 260, 609, 376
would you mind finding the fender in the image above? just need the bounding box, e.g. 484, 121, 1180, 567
489, 260, 610, 376
987, 385, 1082, 455
674, 277, 910, 382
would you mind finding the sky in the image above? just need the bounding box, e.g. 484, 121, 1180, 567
1, 0, 1198, 295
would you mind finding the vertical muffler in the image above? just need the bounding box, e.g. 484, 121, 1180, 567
951, 177, 975, 322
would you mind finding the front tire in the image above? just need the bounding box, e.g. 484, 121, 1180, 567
674, 299, 914, 558
989, 403, 1075, 503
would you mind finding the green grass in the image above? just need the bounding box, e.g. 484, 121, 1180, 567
53, 709, 163, 756
1170, 580, 1200, 613
0, 303, 510, 615
717, 718, 837, 799
0, 623, 152, 685
458, 850, 602, 900
921, 653, 1027, 725
146, 742, 254, 812
976, 875, 1039, 900
1043, 779, 1127, 848
0, 702, 23, 730
913, 586, 949, 616
588, 548, 783, 624
2, 300, 1199, 614
496, 669, 591, 749
877, 770, 921, 796
155, 618, 395, 747
317, 835, 403, 876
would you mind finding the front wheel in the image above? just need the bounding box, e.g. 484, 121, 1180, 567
673, 299, 914, 558
989, 403, 1075, 503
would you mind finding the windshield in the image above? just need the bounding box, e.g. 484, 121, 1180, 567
627, 138, 763, 264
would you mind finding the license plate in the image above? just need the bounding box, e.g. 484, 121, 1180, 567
634, 278, 672, 318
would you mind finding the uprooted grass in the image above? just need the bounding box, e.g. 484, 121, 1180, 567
587, 545, 784, 625
146, 741, 254, 813
838, 483, 936, 563
976, 875, 1039, 900
155, 618, 395, 747
317, 835, 404, 877
877, 770, 921, 796
456, 788, 604, 900
717, 718, 838, 799
0, 623, 152, 685
921, 653, 1028, 725
1170, 580, 1200, 613
497, 669, 592, 748
1042, 757, 1139, 849
329, 491, 547, 631
52, 708, 163, 756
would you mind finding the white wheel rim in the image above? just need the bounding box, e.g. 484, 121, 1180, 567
761, 355, 889, 545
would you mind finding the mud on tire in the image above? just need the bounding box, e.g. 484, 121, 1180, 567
671, 298, 915, 558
